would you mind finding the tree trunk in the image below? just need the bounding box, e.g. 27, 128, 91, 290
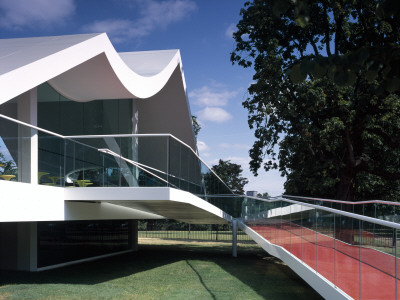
335, 168, 356, 244
335, 168, 356, 201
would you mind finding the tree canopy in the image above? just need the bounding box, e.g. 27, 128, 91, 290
192, 115, 201, 138
212, 159, 249, 195
257, 192, 270, 199
231, 0, 400, 201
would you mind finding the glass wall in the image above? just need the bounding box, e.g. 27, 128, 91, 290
37, 220, 133, 268
37, 83, 133, 136
37, 83, 134, 185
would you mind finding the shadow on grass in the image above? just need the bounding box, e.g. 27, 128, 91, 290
0, 242, 322, 299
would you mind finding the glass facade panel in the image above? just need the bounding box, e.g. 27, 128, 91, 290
38, 132, 64, 186
36, 83, 134, 187
38, 83, 133, 136
37, 220, 132, 268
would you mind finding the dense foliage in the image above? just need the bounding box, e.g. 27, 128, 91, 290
212, 159, 249, 195
231, 0, 400, 201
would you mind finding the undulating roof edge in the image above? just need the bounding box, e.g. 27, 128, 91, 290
0, 33, 196, 150
0, 33, 186, 104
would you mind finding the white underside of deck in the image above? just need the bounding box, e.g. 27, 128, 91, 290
0, 181, 230, 224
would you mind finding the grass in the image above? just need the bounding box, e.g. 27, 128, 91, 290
0, 238, 322, 300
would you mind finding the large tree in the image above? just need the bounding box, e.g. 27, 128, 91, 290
212, 159, 249, 195
231, 0, 400, 201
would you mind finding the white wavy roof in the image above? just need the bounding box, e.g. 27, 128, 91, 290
0, 33, 196, 149
0, 33, 186, 102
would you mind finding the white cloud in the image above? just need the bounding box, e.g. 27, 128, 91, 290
82, 0, 196, 43
189, 85, 238, 107
225, 23, 236, 39
197, 140, 210, 152
197, 107, 232, 123
0, 0, 75, 29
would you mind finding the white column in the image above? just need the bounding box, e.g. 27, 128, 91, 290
17, 88, 38, 184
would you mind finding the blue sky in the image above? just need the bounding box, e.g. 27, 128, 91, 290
0, 0, 285, 195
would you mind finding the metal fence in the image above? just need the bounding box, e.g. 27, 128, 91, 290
138, 220, 253, 243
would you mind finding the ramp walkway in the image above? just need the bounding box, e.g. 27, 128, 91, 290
227, 195, 400, 300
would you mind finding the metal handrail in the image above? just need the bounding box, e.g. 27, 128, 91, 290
283, 194, 400, 206
235, 194, 400, 230
196, 193, 400, 229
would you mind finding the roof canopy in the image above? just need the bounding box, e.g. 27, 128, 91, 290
0, 33, 195, 149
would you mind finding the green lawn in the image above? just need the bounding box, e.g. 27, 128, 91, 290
0, 238, 322, 300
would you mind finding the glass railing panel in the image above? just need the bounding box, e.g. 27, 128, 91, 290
281, 203, 291, 252
274, 201, 283, 247
316, 209, 335, 284
98, 149, 121, 187
178, 143, 190, 191
38, 132, 65, 186
137, 136, 168, 178
334, 215, 360, 299
301, 207, 317, 270
119, 136, 138, 187
202, 162, 217, 196
359, 221, 396, 299
0, 117, 28, 183
168, 137, 182, 189
331, 201, 342, 211
65, 138, 105, 187
288, 203, 304, 261
186, 149, 201, 194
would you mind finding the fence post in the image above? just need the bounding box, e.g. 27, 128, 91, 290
232, 219, 237, 257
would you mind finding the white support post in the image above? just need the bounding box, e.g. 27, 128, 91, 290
30, 88, 38, 185
232, 219, 238, 257
17, 88, 38, 184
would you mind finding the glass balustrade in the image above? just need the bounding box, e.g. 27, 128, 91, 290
200, 194, 400, 300
0, 115, 30, 183
0, 114, 234, 199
